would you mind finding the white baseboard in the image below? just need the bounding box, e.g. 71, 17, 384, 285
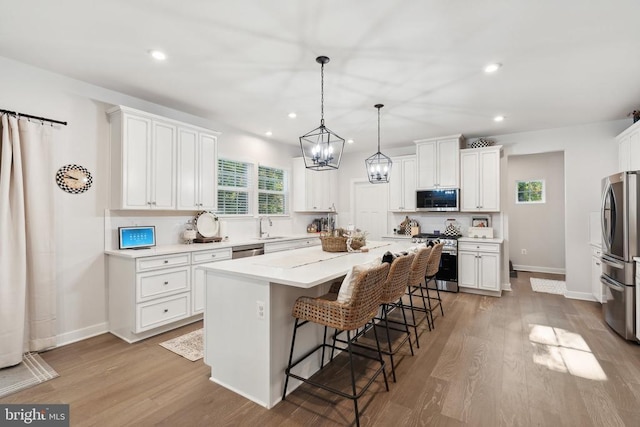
56, 322, 109, 347
502, 281, 512, 291
513, 264, 566, 275
564, 291, 598, 302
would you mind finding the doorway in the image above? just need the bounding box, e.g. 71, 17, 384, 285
352, 180, 388, 240
507, 151, 566, 276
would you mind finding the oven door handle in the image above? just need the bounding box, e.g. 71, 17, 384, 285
600, 274, 625, 291
601, 254, 624, 270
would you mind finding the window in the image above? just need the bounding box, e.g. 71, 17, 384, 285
258, 165, 288, 215
217, 159, 251, 215
516, 179, 545, 204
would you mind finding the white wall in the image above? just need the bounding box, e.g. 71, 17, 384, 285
0, 56, 300, 346
508, 151, 566, 273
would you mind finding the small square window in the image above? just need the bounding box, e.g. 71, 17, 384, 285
516, 179, 545, 204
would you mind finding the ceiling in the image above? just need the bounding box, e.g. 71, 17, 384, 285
1, 0, 640, 151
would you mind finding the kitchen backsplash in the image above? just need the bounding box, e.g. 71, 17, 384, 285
388, 211, 501, 238
104, 210, 299, 250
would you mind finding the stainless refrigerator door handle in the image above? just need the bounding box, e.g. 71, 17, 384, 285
600, 274, 625, 291
601, 254, 624, 270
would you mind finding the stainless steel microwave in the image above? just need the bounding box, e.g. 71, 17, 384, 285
416, 189, 459, 212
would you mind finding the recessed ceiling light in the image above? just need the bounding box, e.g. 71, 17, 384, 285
288, 112, 297, 118
484, 63, 501, 73
494, 115, 505, 122
150, 50, 167, 61
265, 131, 273, 137
347, 139, 354, 144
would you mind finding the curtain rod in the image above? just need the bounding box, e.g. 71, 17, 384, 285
0, 108, 67, 126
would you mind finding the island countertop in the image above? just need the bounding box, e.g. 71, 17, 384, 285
198, 240, 408, 288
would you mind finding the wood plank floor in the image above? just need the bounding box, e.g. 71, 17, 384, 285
3, 271, 640, 426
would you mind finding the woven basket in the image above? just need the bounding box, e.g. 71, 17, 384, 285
320, 236, 366, 252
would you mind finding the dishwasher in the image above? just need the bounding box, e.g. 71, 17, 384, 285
231, 243, 265, 259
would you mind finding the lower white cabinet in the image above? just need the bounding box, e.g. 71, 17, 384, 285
108, 247, 231, 343
458, 240, 502, 294
591, 245, 603, 303
191, 248, 232, 314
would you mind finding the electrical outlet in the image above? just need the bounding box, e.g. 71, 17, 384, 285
521, 249, 527, 255
256, 301, 265, 319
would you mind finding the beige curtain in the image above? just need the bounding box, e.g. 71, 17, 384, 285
0, 114, 56, 368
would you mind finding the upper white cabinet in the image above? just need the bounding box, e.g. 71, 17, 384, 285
460, 145, 502, 212
177, 128, 218, 210
617, 120, 640, 172
414, 135, 464, 189
108, 106, 219, 211
388, 155, 416, 212
292, 157, 338, 212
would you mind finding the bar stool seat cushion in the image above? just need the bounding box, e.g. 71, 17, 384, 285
336, 258, 382, 304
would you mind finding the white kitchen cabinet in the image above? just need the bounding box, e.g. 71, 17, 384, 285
414, 135, 464, 189
108, 246, 231, 343
191, 247, 232, 314
108, 105, 220, 211
177, 128, 219, 210
388, 155, 416, 211
458, 240, 502, 294
292, 157, 338, 212
617, 120, 640, 172
460, 146, 502, 212
108, 108, 177, 209
591, 245, 603, 303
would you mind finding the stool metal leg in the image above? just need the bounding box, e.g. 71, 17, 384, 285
283, 318, 300, 401
346, 330, 360, 427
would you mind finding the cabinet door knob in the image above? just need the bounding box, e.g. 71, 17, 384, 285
211, 254, 216, 258
164, 260, 169, 264
164, 281, 169, 285
163, 309, 169, 313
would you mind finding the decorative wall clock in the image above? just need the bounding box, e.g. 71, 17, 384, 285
55, 164, 93, 194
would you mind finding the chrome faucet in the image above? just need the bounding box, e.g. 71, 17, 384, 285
259, 216, 272, 238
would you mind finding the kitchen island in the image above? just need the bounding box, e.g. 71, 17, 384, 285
199, 240, 409, 408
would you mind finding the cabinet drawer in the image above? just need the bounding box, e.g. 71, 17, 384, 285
265, 238, 320, 253
136, 293, 190, 333
192, 248, 232, 264
136, 253, 190, 271
458, 241, 500, 253
136, 266, 190, 302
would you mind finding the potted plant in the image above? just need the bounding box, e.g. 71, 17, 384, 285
628, 110, 640, 123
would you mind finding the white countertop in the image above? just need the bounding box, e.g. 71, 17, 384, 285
458, 237, 504, 244
198, 240, 405, 288
104, 234, 319, 259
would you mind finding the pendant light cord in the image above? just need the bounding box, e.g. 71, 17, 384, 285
320, 62, 325, 127
377, 106, 381, 152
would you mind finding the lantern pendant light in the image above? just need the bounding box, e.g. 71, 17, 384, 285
365, 104, 392, 183
299, 56, 345, 171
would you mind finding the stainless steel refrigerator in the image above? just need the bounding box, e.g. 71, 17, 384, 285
601, 171, 639, 341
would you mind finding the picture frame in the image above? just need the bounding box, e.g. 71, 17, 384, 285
472, 217, 490, 228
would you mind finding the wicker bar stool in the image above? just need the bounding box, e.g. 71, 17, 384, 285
402, 246, 432, 348
353, 253, 416, 382
406, 243, 445, 330
424, 243, 445, 326
283, 262, 390, 427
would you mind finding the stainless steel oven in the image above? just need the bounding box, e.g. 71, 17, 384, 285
601, 171, 640, 341
412, 234, 458, 292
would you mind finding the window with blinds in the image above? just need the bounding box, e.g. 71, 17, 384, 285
217, 159, 252, 215
258, 165, 288, 215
